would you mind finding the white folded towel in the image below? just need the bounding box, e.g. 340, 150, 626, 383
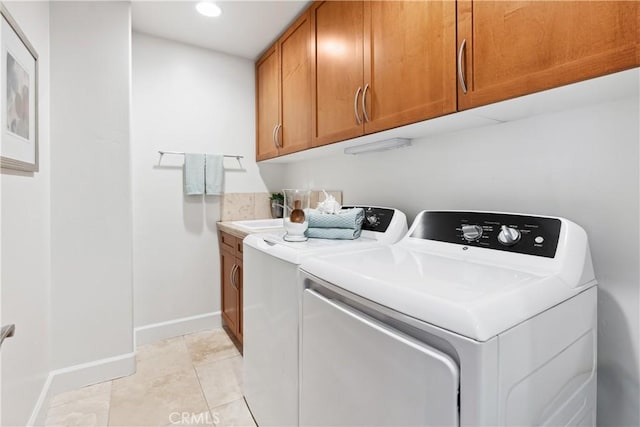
205, 154, 224, 195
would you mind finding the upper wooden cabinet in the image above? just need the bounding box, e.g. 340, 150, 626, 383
311, 1, 365, 146
257, 1, 638, 160
363, 1, 457, 134
256, 11, 312, 160
456, 1, 640, 110
280, 11, 313, 155
311, 1, 456, 146
256, 46, 280, 161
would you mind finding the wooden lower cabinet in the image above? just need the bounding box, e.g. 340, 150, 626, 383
219, 231, 243, 348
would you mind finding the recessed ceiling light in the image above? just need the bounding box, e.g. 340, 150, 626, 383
196, 2, 222, 17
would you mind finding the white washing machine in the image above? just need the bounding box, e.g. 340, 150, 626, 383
243, 206, 407, 427
299, 211, 597, 426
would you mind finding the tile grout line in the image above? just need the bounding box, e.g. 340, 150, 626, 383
203, 354, 255, 426
106, 380, 113, 427
184, 335, 217, 424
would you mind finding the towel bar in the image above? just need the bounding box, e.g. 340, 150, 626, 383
157, 151, 243, 167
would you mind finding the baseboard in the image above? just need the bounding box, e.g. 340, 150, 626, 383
27, 351, 136, 426
26, 313, 221, 425
134, 311, 221, 347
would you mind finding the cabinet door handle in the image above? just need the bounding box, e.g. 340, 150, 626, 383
232, 264, 239, 290
353, 86, 362, 125
457, 39, 468, 94
362, 84, 370, 123
230, 264, 236, 290
272, 124, 279, 149
274, 124, 283, 149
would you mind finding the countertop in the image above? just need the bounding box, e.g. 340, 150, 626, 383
217, 221, 283, 239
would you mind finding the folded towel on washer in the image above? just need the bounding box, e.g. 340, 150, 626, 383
307, 208, 364, 229
305, 227, 362, 240
183, 153, 205, 195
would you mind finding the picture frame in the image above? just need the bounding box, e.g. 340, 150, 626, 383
0, 2, 38, 172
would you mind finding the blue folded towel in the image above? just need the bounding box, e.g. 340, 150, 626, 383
307, 208, 364, 229
184, 153, 205, 195
306, 227, 362, 240
205, 154, 224, 195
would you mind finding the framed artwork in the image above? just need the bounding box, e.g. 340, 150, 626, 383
1, 3, 38, 172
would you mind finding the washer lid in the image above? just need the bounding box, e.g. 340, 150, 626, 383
301, 245, 592, 342
243, 207, 408, 264
244, 231, 384, 264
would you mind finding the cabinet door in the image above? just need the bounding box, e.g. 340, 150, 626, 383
236, 257, 243, 343
363, 1, 456, 134
457, 1, 640, 110
311, 1, 365, 147
221, 249, 240, 336
256, 45, 280, 161
279, 11, 312, 155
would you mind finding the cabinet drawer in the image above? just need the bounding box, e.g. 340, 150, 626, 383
220, 231, 237, 254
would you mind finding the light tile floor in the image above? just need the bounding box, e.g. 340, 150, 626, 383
45, 330, 255, 427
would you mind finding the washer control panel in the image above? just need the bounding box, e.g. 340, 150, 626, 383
410, 211, 561, 258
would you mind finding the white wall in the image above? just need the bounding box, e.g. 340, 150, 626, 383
131, 33, 278, 335
50, 2, 133, 369
282, 97, 639, 426
0, 2, 51, 425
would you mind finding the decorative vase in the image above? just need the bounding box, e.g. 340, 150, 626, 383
283, 189, 310, 242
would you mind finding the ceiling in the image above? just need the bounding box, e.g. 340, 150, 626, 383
132, 1, 310, 60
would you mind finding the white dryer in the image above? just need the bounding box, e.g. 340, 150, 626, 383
243, 207, 407, 427
299, 211, 597, 426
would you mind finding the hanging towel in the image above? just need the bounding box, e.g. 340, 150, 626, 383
205, 154, 224, 195
307, 208, 364, 229
183, 153, 205, 195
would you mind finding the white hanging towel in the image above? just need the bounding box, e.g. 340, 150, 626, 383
183, 153, 205, 195
205, 154, 224, 195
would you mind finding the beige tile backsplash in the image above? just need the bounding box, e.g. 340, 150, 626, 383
220, 193, 255, 221
253, 192, 272, 220
220, 191, 343, 221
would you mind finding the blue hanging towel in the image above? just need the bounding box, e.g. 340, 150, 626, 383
183, 153, 205, 195
205, 154, 224, 195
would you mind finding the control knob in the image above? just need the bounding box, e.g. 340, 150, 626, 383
498, 225, 521, 246
462, 225, 483, 241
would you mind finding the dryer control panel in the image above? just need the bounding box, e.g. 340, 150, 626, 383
409, 211, 561, 258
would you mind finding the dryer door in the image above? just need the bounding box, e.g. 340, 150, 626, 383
301, 288, 460, 426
